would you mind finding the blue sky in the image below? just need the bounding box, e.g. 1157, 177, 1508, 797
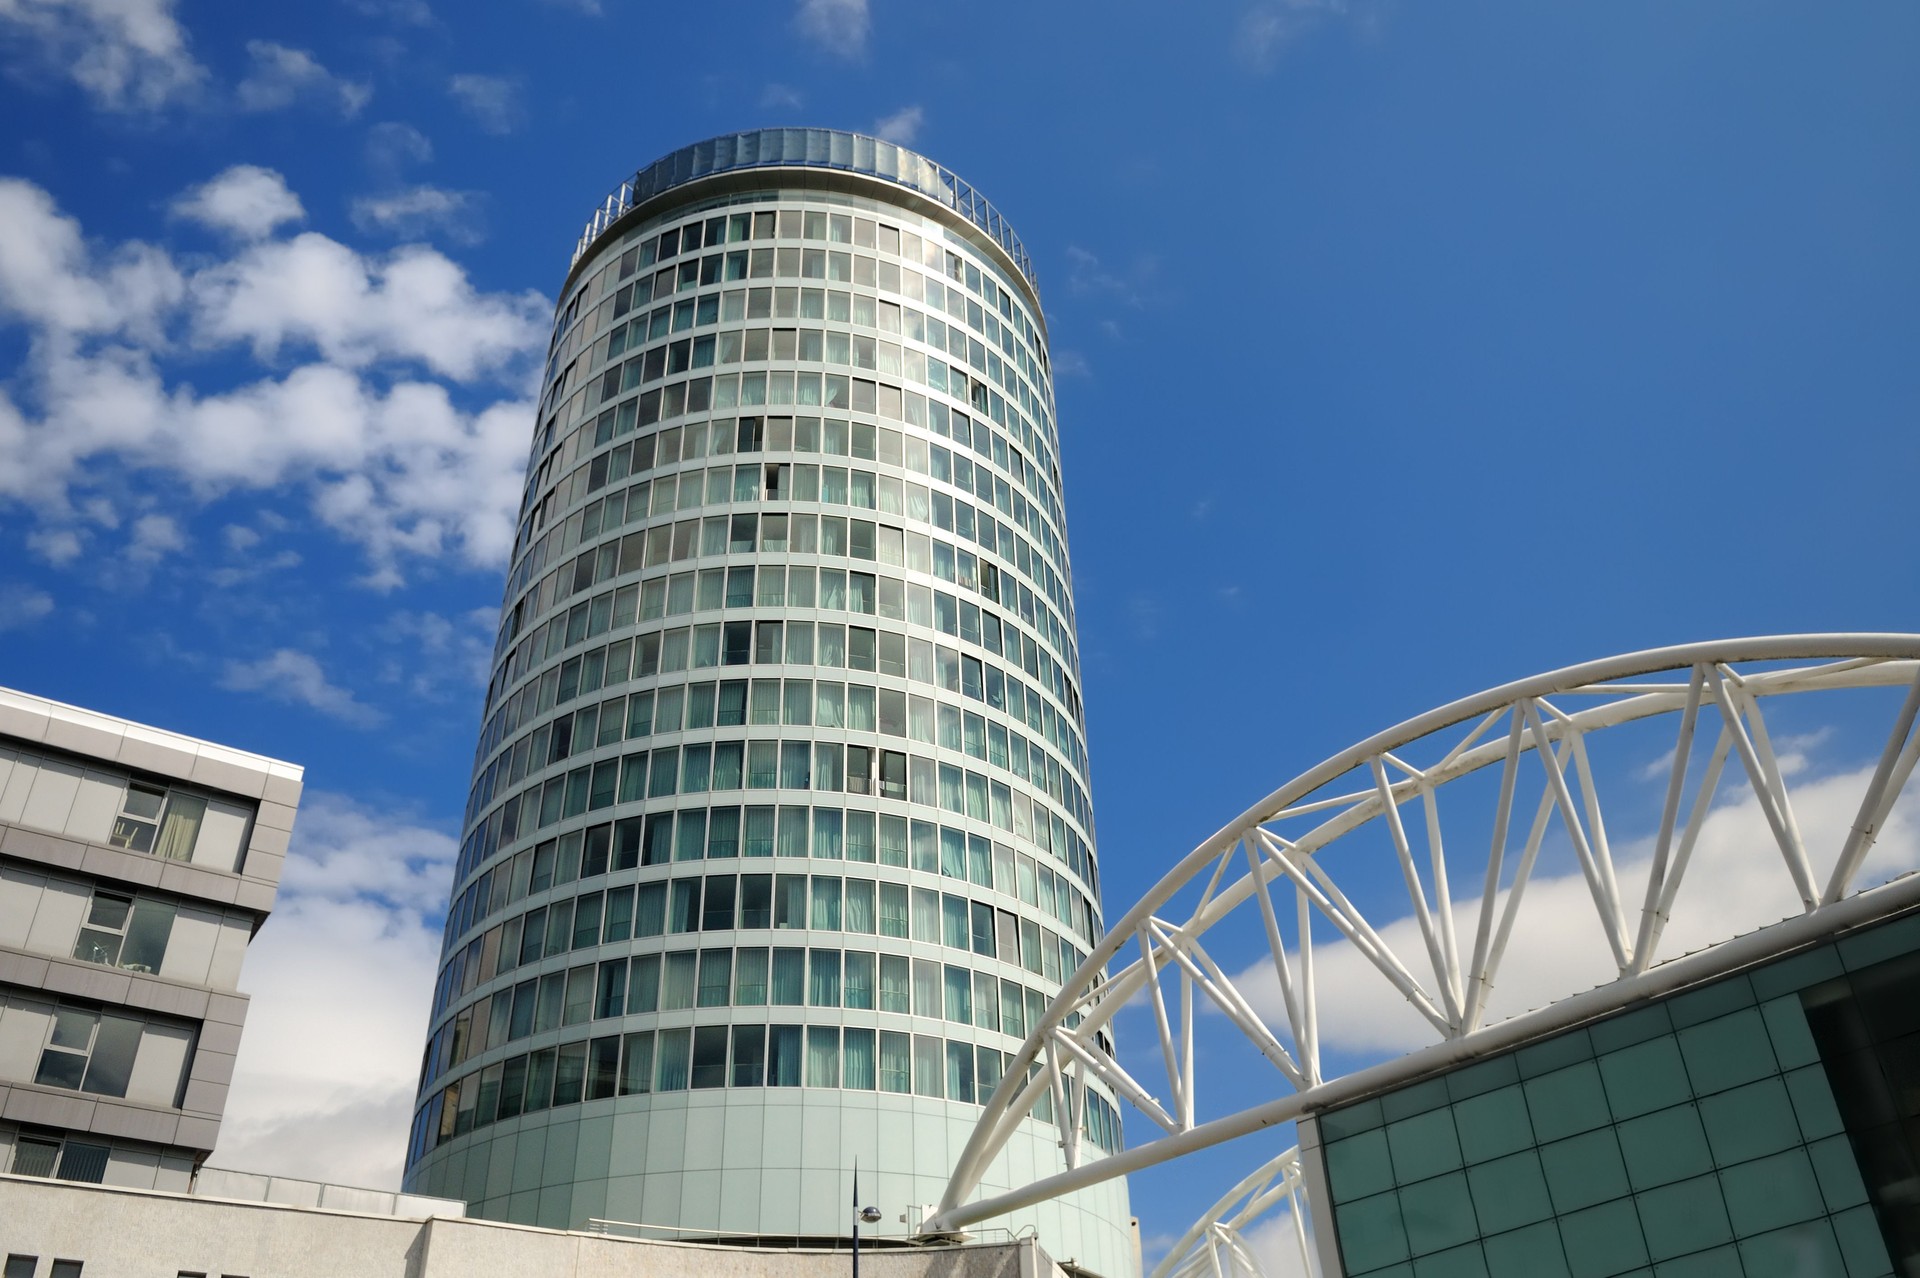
2, 0, 1917, 1263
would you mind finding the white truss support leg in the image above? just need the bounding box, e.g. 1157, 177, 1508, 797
1482, 746, 1573, 1011
1646, 729, 1734, 958
1632, 665, 1706, 972
1297, 883, 1319, 1084
1268, 839, 1452, 1034
1050, 1030, 1178, 1133
1139, 925, 1187, 1132
1464, 707, 1526, 1031
1708, 664, 1819, 909
1421, 780, 1466, 1014
1371, 757, 1466, 1027
1523, 701, 1631, 971
1826, 667, 1920, 904
1569, 731, 1629, 956
1245, 840, 1310, 1078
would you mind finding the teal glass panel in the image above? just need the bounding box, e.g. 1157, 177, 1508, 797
1540, 1129, 1630, 1214
1748, 945, 1842, 1000
1837, 911, 1920, 971
1337, 1189, 1410, 1274
1328, 1128, 1397, 1199
1736, 1219, 1844, 1278
1758, 995, 1821, 1069
1525, 1062, 1611, 1143
1634, 1174, 1733, 1262
1781, 1065, 1845, 1141
1401, 1172, 1478, 1257
1805, 1135, 1870, 1212
1558, 1197, 1649, 1278
1517, 1029, 1594, 1079
1483, 1221, 1570, 1278
1388, 1108, 1465, 1183
1446, 1055, 1519, 1103
1676, 1008, 1777, 1095
1468, 1150, 1554, 1235
1829, 1204, 1893, 1277
1455, 1085, 1534, 1165
1617, 1105, 1713, 1191
1666, 975, 1754, 1029
1719, 1148, 1825, 1238
1412, 1242, 1489, 1278
1649, 1245, 1743, 1277
1699, 1077, 1801, 1166
1590, 1003, 1673, 1054
1384, 1076, 1453, 1121
1324, 1097, 1386, 1141
1598, 1037, 1693, 1120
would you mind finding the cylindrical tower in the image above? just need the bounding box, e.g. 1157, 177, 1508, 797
403, 129, 1132, 1274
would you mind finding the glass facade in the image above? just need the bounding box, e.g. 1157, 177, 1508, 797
401, 134, 1133, 1275
1316, 906, 1920, 1278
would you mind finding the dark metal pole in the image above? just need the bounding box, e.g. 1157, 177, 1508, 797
851, 1162, 860, 1278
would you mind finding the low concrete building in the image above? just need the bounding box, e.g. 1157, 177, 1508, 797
0, 1171, 1056, 1278
0, 686, 300, 1192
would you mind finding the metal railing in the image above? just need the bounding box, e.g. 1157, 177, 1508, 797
571, 128, 1036, 292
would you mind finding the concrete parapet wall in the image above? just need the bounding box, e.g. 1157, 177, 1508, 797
0, 1174, 1063, 1278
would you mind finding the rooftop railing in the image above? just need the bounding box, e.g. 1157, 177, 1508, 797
571, 128, 1036, 294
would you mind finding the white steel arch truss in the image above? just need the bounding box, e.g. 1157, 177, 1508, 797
1152, 1146, 1317, 1278
925, 636, 1920, 1243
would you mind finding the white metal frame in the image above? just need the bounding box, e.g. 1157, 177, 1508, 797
1151, 1146, 1317, 1278
925, 636, 1920, 1244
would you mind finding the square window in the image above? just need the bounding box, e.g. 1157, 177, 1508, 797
1539, 1128, 1630, 1214
1617, 1105, 1714, 1191
1699, 1077, 1802, 1166
1467, 1150, 1554, 1236
1326, 1129, 1396, 1199
1482, 1221, 1570, 1278
1718, 1148, 1825, 1238
1781, 1066, 1844, 1142
1829, 1204, 1893, 1277
1557, 1198, 1648, 1278
1335, 1191, 1409, 1274
1634, 1173, 1733, 1262
1455, 1086, 1535, 1165
1525, 1061, 1612, 1143
1735, 1220, 1843, 1277
1804, 1134, 1869, 1213
1388, 1108, 1464, 1183
1597, 1036, 1693, 1120
1401, 1173, 1478, 1257
1677, 1009, 1778, 1095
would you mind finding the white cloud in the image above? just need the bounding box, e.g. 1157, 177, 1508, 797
365, 120, 432, 173
760, 82, 804, 110
446, 72, 522, 134
1236, 0, 1343, 69
171, 165, 306, 240
0, 582, 54, 629
220, 648, 384, 727
236, 40, 370, 116
215, 792, 456, 1187
794, 0, 867, 58
0, 0, 205, 111
26, 527, 83, 565
0, 176, 546, 585
349, 185, 482, 245
127, 511, 185, 562
1235, 756, 1920, 1058
185, 233, 544, 380
873, 104, 924, 146
1242, 1211, 1318, 1278
1052, 349, 1091, 379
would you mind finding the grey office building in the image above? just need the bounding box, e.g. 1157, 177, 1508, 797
0, 685, 300, 1192
402, 130, 1134, 1276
